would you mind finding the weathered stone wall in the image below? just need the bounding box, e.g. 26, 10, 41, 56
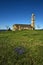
13, 25, 33, 31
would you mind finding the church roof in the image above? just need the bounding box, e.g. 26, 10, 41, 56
13, 24, 33, 28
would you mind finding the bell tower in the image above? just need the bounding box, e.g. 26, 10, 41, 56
31, 13, 35, 30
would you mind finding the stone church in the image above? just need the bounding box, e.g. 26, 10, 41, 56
12, 13, 35, 31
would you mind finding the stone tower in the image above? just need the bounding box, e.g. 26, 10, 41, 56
31, 13, 35, 30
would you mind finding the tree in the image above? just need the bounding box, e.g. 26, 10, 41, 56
6, 26, 11, 31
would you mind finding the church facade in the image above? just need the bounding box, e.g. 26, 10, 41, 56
12, 13, 35, 31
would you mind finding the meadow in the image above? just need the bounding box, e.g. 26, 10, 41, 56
0, 30, 43, 65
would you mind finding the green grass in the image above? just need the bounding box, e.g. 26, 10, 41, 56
0, 30, 43, 65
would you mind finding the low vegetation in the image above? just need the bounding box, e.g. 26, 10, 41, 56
0, 30, 43, 65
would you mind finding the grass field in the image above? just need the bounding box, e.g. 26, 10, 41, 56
0, 30, 43, 65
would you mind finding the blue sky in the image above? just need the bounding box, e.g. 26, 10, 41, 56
0, 0, 43, 29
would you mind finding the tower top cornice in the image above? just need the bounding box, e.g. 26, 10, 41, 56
32, 13, 35, 16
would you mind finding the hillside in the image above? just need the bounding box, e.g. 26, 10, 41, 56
0, 30, 43, 65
